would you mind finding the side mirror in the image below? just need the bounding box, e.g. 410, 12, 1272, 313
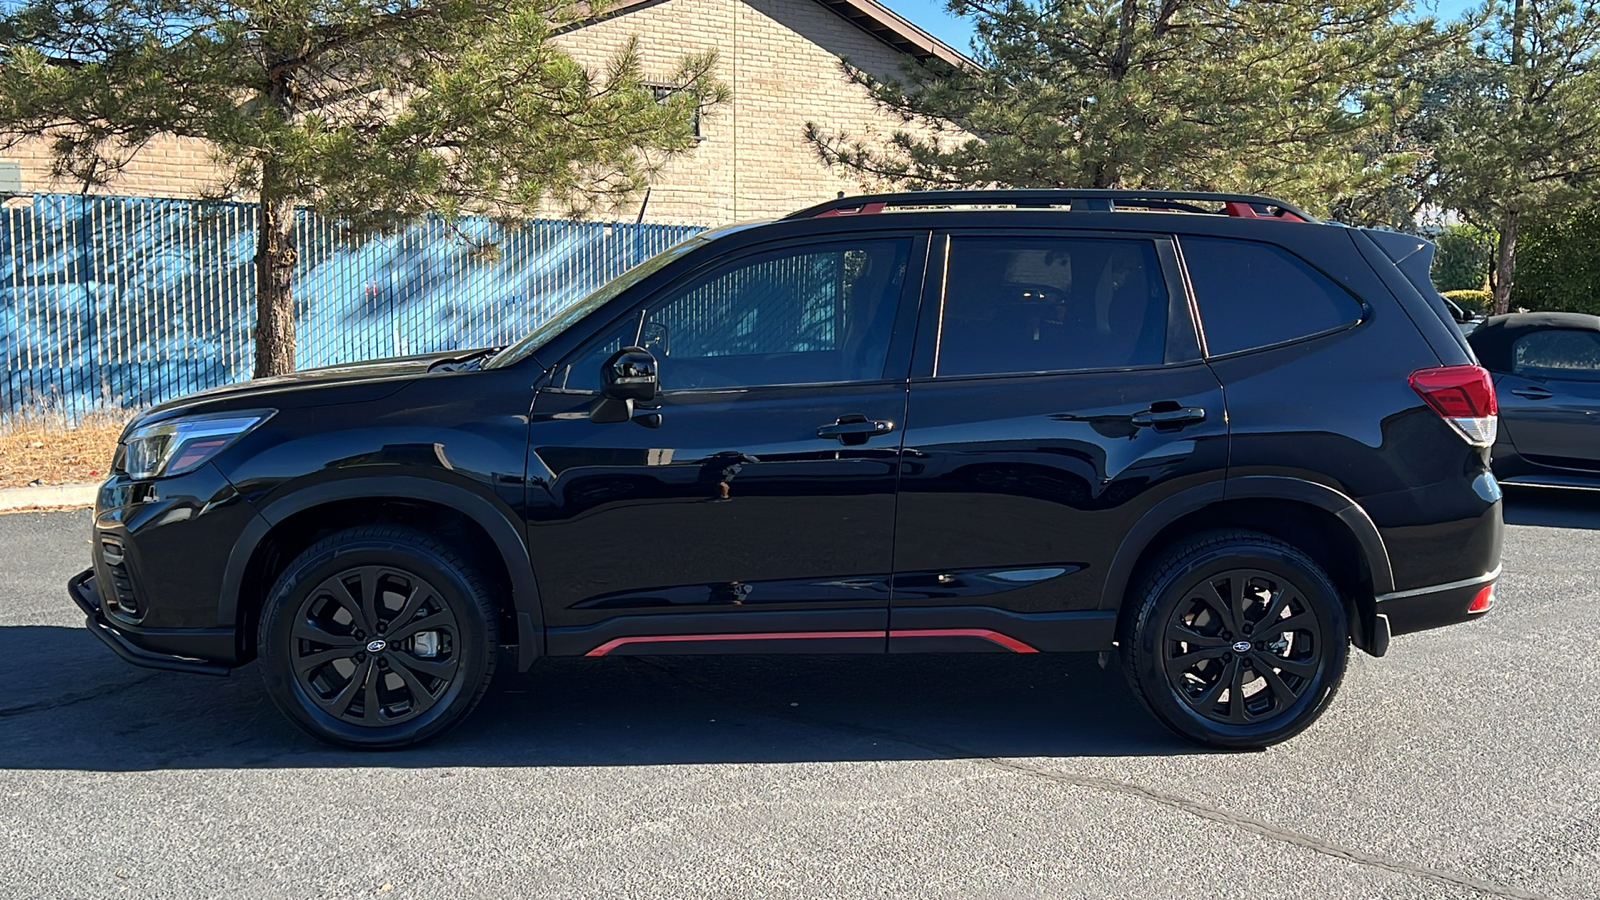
604, 346, 659, 401
591, 346, 659, 424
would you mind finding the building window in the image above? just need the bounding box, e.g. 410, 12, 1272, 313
650, 84, 703, 141
0, 160, 21, 194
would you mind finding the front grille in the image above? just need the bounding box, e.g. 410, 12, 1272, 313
98, 537, 141, 619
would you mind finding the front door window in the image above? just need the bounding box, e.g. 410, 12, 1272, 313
565, 239, 912, 391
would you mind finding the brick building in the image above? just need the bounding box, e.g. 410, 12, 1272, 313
0, 0, 968, 226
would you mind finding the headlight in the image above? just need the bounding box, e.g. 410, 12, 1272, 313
121, 411, 274, 480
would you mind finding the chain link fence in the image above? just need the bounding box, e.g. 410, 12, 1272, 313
1, 193, 704, 423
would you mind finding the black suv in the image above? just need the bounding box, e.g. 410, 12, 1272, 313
68, 190, 1503, 750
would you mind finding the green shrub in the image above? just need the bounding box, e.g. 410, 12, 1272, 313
1431, 224, 1494, 293
1518, 205, 1600, 314
1441, 289, 1491, 313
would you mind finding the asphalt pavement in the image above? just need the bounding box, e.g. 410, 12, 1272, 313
1, 490, 1597, 899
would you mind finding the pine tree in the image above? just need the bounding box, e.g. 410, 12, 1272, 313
1429, 0, 1600, 314
806, 0, 1454, 216
0, 0, 727, 375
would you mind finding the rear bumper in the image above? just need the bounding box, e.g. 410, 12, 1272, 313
1375, 565, 1498, 637
68, 569, 233, 676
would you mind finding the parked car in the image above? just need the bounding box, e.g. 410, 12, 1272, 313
69, 190, 1503, 750
1441, 294, 1486, 335
1467, 312, 1600, 488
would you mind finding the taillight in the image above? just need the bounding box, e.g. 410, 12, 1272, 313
1410, 365, 1498, 447
1468, 583, 1494, 614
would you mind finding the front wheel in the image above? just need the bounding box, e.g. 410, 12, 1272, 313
258, 526, 498, 749
1121, 531, 1349, 749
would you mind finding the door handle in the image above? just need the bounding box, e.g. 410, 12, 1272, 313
1130, 406, 1207, 428
1511, 386, 1553, 400
817, 414, 895, 445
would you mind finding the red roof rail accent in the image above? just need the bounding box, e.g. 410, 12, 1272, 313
814, 201, 886, 217
1223, 200, 1306, 222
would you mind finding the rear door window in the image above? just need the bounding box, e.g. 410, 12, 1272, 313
1181, 237, 1364, 356
1514, 329, 1600, 380
935, 236, 1169, 377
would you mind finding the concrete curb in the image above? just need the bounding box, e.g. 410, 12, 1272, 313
0, 482, 98, 513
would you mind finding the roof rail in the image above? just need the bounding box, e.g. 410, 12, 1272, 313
785, 189, 1318, 223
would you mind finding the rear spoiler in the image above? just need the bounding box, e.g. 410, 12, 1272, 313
1362, 230, 1437, 297
1360, 228, 1477, 356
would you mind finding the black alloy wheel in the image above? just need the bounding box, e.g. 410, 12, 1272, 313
1163, 568, 1322, 725
258, 526, 498, 749
1121, 530, 1349, 749
291, 565, 462, 728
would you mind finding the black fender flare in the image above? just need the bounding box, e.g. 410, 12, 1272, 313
219, 476, 544, 669
1098, 476, 1394, 613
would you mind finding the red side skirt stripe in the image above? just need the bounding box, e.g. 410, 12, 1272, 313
583, 628, 1038, 657
889, 628, 1040, 654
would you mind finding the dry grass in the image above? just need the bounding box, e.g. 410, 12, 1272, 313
0, 411, 129, 489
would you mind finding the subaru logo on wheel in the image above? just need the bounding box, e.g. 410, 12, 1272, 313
1232, 640, 1251, 653
366, 639, 387, 653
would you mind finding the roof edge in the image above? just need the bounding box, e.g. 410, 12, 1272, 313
568, 0, 977, 70
811, 0, 976, 69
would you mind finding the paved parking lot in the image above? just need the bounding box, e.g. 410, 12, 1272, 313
1, 492, 1597, 899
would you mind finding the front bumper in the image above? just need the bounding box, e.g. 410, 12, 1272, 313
75, 460, 263, 670
68, 569, 232, 676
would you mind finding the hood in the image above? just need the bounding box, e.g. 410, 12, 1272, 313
134, 349, 479, 427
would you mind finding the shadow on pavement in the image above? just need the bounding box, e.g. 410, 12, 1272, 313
1503, 486, 1600, 529
0, 625, 1195, 770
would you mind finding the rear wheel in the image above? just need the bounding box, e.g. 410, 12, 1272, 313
258, 526, 498, 749
1121, 531, 1348, 749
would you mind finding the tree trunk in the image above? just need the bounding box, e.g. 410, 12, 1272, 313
1091, 158, 1116, 189
1110, 0, 1138, 78
1512, 0, 1528, 68
1491, 210, 1518, 316
252, 160, 297, 378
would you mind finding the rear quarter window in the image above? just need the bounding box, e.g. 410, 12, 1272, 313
1181, 237, 1364, 356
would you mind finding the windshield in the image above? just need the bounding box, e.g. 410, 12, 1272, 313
486, 233, 713, 369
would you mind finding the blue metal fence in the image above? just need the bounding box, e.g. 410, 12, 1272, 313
1, 193, 704, 422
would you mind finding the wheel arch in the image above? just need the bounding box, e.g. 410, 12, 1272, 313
221, 476, 544, 670
1101, 477, 1394, 655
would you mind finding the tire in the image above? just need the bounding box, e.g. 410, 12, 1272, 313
258, 525, 498, 749
1120, 530, 1349, 749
